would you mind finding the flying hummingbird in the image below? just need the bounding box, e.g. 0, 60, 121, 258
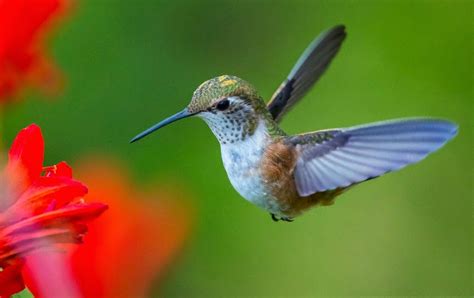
131, 25, 457, 222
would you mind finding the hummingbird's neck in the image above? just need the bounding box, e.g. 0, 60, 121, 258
261, 109, 287, 138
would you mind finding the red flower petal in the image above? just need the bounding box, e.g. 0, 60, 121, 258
1, 176, 88, 224
44, 161, 73, 178
23, 250, 81, 298
1, 203, 107, 238
0, 0, 62, 57
0, 259, 25, 297
0, 0, 68, 101
5, 124, 44, 197
0, 227, 85, 262
0, 125, 108, 297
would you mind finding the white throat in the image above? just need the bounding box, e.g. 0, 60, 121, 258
220, 119, 269, 166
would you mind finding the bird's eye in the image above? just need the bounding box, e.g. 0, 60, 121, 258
216, 99, 230, 111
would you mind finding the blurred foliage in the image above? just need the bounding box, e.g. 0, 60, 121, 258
4, 0, 472, 296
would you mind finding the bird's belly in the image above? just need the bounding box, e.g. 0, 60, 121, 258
221, 147, 282, 214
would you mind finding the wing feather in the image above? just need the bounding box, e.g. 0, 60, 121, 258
267, 25, 347, 122
288, 118, 458, 197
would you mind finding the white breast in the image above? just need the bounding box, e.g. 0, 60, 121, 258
220, 121, 281, 213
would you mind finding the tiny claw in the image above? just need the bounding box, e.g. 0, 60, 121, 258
271, 213, 279, 222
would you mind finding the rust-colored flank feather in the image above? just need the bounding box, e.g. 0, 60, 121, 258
260, 139, 345, 218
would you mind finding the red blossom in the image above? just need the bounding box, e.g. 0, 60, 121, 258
24, 159, 193, 297
0, 124, 107, 297
0, 0, 70, 102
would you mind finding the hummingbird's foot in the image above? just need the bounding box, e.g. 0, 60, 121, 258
270, 213, 294, 222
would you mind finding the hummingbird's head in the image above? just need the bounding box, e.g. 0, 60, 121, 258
187, 75, 259, 113
131, 75, 269, 144
188, 75, 267, 144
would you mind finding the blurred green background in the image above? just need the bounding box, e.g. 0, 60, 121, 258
4, 0, 472, 296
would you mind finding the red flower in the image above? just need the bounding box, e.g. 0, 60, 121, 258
0, 0, 70, 102
24, 158, 193, 297
0, 124, 107, 297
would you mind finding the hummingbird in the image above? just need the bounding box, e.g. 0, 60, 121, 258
131, 25, 457, 222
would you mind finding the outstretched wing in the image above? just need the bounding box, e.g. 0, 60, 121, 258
285, 118, 458, 197
267, 25, 346, 122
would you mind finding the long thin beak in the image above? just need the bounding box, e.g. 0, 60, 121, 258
130, 108, 195, 143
